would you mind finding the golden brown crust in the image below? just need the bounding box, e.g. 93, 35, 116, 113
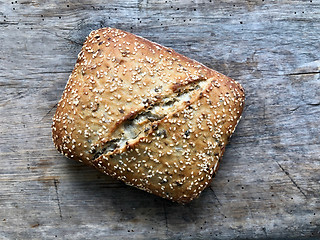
52, 27, 245, 203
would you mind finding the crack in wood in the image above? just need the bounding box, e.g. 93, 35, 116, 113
307, 102, 320, 106
7, 147, 17, 153
53, 179, 63, 220
275, 161, 308, 199
42, 29, 83, 46
162, 201, 169, 235
209, 186, 222, 206
0, 21, 19, 25
29, 71, 72, 75
208, 186, 228, 219
39, 103, 58, 123
262, 227, 268, 237
287, 71, 320, 76
289, 106, 300, 112
289, 103, 320, 113
61, 36, 83, 46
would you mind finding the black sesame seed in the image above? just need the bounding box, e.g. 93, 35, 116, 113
184, 129, 190, 137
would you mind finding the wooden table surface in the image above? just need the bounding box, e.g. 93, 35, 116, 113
1, 0, 319, 239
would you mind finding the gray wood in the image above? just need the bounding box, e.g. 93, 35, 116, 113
0, 0, 319, 239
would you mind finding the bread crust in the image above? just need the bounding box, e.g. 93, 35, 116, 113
52, 27, 245, 203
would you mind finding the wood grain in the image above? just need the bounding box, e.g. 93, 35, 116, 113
0, 0, 319, 239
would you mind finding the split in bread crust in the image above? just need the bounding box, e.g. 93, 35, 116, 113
52, 27, 245, 203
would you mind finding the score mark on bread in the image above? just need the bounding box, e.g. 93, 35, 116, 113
52, 27, 245, 203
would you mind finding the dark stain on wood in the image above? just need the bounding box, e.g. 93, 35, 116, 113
36, 176, 60, 187
31, 223, 40, 228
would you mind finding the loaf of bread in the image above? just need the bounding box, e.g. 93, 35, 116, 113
52, 27, 245, 203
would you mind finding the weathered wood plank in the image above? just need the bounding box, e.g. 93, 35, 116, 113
0, 0, 319, 239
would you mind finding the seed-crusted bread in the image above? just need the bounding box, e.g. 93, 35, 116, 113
52, 27, 245, 203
